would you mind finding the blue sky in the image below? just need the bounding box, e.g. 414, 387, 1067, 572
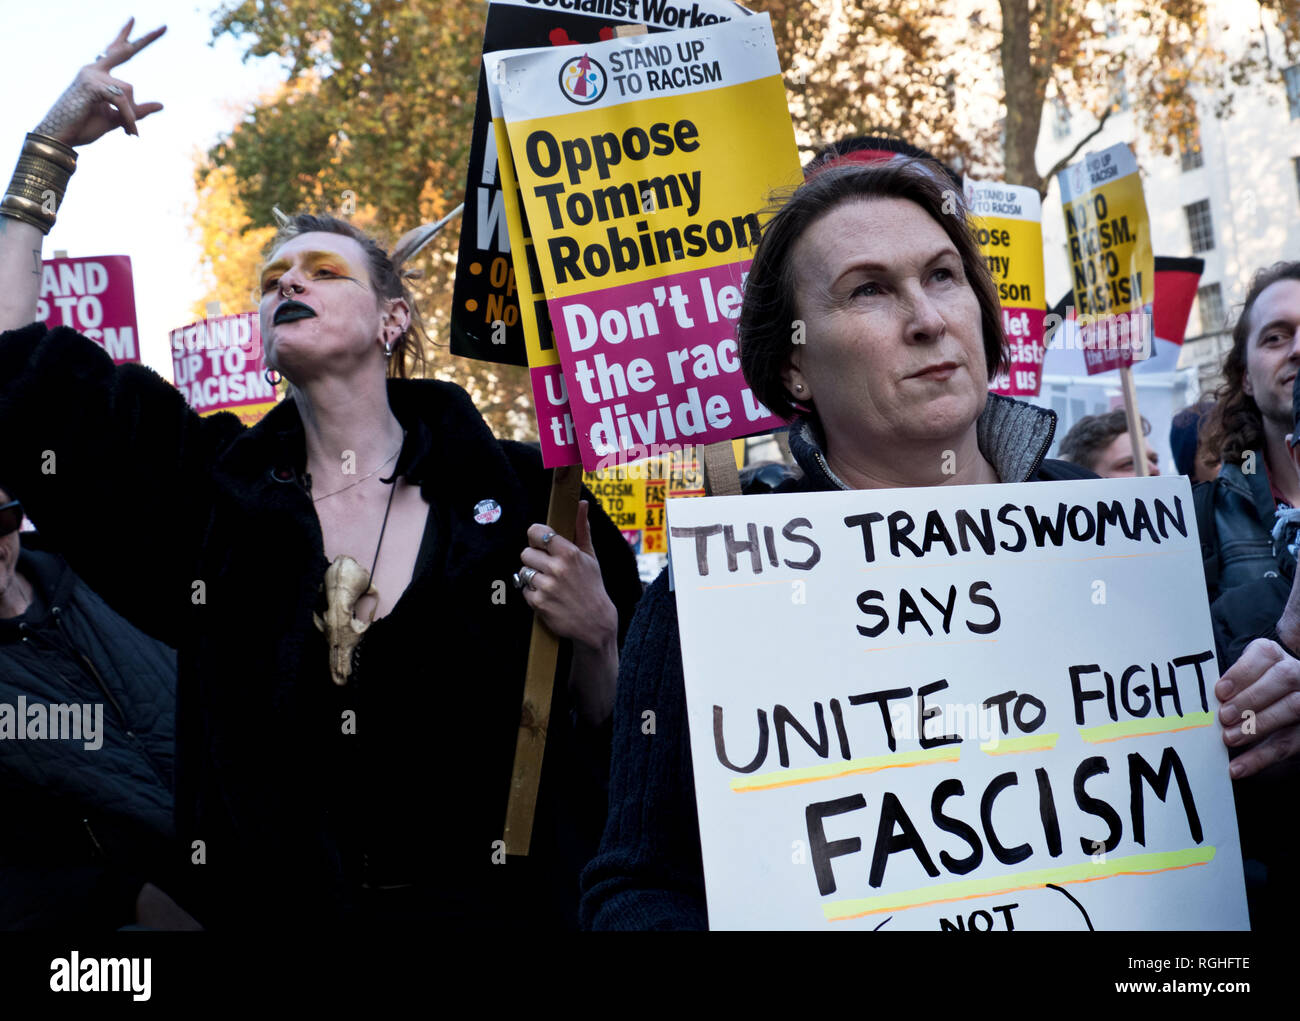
1, 4, 285, 377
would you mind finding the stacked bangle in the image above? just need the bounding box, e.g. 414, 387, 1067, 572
0, 132, 77, 234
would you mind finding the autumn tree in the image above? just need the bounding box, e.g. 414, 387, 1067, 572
196, 0, 534, 438
193, 0, 1300, 416
754, 0, 1300, 194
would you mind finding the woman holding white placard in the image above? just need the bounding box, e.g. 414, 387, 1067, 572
580, 154, 1096, 930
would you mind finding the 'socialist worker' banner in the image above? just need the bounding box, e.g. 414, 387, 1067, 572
963, 179, 1045, 398
37, 255, 139, 364
1057, 143, 1154, 376
496, 15, 796, 469
667, 477, 1249, 929
169, 312, 277, 426
452, 0, 749, 367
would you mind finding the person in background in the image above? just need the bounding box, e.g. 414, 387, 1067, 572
1170, 399, 1219, 482
1197, 262, 1300, 601
738, 460, 798, 494
803, 133, 963, 188
1208, 368, 1300, 929
0, 484, 195, 929
1056, 409, 1161, 477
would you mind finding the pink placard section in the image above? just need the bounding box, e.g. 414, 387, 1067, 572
548, 262, 785, 471
990, 307, 1046, 396
1080, 306, 1153, 376
37, 255, 139, 364
532, 363, 579, 467
169, 312, 275, 420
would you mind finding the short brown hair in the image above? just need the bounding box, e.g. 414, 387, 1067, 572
264, 213, 428, 379
1201, 261, 1300, 467
738, 159, 1006, 420
1057, 410, 1151, 471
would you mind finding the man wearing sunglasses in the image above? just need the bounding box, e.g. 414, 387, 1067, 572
0, 486, 195, 928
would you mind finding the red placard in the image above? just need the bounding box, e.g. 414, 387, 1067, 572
169, 312, 277, 425
36, 255, 140, 364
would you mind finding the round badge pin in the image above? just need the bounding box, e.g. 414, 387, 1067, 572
474, 498, 502, 525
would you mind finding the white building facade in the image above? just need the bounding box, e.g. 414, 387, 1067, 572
1030, 0, 1300, 468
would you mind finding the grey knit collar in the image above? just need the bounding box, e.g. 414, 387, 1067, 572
788, 393, 1059, 490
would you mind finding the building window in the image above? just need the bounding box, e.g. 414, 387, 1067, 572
1052, 97, 1071, 141
1179, 121, 1204, 171
1286, 65, 1300, 119
1185, 199, 1215, 253
1198, 283, 1225, 336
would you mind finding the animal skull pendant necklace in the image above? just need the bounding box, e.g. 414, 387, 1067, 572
311, 432, 405, 686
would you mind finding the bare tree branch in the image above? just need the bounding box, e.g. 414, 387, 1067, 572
1038, 106, 1114, 196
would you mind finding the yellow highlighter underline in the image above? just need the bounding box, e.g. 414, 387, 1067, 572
823, 846, 1216, 922
730, 745, 960, 793
1080, 712, 1214, 744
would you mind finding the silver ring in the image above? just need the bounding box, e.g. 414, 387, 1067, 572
104, 84, 124, 96
513, 566, 538, 590
541, 531, 555, 546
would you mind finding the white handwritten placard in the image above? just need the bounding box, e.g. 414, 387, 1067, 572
667, 476, 1250, 930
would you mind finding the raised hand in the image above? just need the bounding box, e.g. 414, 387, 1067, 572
35, 18, 166, 145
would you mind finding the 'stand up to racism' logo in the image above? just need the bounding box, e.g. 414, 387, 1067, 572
559, 53, 607, 105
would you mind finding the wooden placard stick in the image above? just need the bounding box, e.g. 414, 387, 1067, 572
1119, 364, 1150, 478
505, 23, 649, 854
701, 439, 742, 496
503, 464, 583, 855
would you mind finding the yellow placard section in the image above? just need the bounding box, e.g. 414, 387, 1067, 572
583, 468, 646, 533
645, 446, 704, 553
1062, 170, 1153, 319
971, 215, 1044, 310
505, 76, 797, 301
585, 446, 706, 552
495, 117, 558, 369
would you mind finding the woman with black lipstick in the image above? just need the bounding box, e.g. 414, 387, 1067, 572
0, 21, 641, 930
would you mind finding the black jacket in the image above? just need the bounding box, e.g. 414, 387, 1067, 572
0, 545, 175, 929
0, 323, 642, 929
1207, 542, 1300, 929
1195, 455, 1288, 603
580, 397, 1093, 929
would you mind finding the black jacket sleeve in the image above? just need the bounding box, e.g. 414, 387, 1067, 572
580, 569, 708, 930
1210, 574, 1291, 672
0, 324, 245, 645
